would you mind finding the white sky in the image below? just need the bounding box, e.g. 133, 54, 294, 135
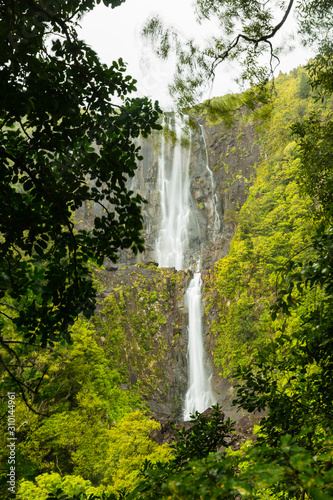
78, 0, 314, 109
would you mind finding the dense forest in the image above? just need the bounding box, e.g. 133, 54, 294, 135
1, 1, 333, 499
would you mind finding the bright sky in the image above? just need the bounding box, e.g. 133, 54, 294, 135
79, 0, 314, 109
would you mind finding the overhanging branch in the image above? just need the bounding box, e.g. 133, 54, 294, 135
212, 0, 294, 73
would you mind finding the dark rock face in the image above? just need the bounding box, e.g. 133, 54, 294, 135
198, 114, 260, 263
95, 264, 191, 422
79, 112, 261, 424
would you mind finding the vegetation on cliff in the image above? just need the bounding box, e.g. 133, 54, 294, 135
207, 66, 332, 376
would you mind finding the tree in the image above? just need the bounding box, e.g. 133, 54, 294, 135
298, 72, 311, 99
127, 405, 236, 500
0, 0, 161, 358
142, 0, 333, 109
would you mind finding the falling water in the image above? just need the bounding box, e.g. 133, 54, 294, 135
183, 271, 215, 420
155, 115, 191, 271
200, 124, 221, 242
155, 114, 215, 420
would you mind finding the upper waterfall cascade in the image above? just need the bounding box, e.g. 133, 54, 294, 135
200, 124, 221, 243
155, 115, 191, 271
155, 114, 215, 419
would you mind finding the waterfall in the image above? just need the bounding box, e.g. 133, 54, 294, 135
155, 114, 191, 271
183, 271, 215, 420
155, 114, 215, 420
200, 124, 221, 242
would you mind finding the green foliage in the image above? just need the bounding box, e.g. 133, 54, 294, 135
127, 405, 235, 499
231, 222, 333, 498
18, 473, 102, 500
170, 406, 234, 464
126, 405, 333, 499
17, 412, 171, 500
291, 114, 333, 220
0, 317, 172, 497
102, 411, 171, 495
0, 0, 162, 348
125, 435, 333, 499
191, 87, 272, 128
298, 72, 311, 100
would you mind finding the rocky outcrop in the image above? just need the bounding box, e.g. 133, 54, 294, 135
94, 263, 192, 422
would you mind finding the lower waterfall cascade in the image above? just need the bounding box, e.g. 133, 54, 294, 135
183, 271, 215, 420
155, 114, 216, 419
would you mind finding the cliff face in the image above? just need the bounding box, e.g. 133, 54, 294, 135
197, 112, 261, 417
94, 264, 191, 422
78, 112, 261, 422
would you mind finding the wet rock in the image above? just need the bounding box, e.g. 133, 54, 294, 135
95, 265, 190, 421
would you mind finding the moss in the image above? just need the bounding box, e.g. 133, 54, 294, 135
95, 267, 187, 400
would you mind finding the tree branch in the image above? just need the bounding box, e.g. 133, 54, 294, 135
0, 354, 48, 416
0, 310, 14, 321
0, 338, 22, 372
212, 0, 294, 72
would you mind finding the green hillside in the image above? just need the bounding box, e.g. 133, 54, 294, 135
206, 66, 331, 376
